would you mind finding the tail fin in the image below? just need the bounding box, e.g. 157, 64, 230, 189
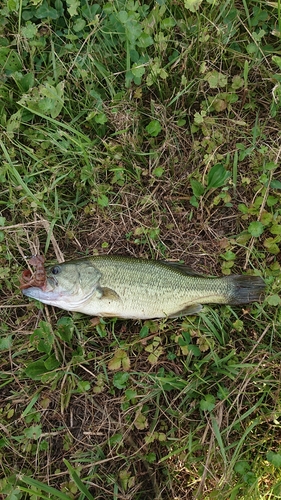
226, 275, 265, 305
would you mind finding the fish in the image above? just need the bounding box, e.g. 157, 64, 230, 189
21, 255, 265, 319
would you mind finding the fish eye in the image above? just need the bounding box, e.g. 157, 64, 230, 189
51, 266, 61, 275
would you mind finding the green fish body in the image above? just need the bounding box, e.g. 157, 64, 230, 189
22, 256, 265, 319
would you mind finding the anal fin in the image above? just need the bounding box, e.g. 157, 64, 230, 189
168, 303, 203, 318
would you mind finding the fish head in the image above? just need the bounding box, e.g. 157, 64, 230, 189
22, 260, 101, 311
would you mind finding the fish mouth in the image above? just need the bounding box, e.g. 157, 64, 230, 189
22, 286, 62, 302
21, 275, 61, 301
22, 276, 97, 309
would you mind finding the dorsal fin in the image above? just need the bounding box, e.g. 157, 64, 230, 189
160, 260, 208, 277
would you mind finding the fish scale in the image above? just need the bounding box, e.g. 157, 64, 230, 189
98, 259, 224, 317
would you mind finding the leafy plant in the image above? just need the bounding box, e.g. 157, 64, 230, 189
190, 163, 231, 207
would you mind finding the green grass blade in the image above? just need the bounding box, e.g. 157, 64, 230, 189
211, 414, 227, 465
63, 459, 95, 500
17, 104, 92, 143
19, 476, 71, 500
0, 140, 53, 217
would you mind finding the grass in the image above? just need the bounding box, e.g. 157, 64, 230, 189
1, 0, 281, 498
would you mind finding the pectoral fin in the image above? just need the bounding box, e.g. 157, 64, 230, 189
97, 286, 121, 302
169, 303, 203, 318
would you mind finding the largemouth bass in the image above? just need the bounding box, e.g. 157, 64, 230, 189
22, 255, 265, 319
